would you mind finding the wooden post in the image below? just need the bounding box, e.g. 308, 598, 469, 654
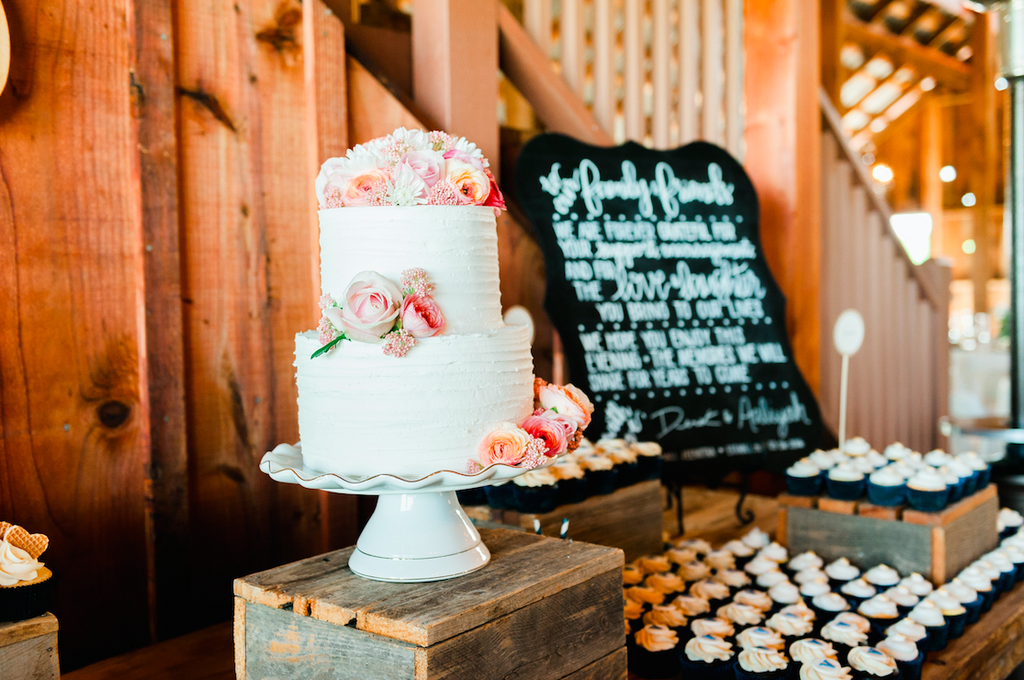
970, 13, 998, 317
412, 0, 500, 176
820, 0, 846, 105
744, 0, 822, 394
921, 96, 944, 259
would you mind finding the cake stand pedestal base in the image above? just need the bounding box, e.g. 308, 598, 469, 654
348, 490, 491, 582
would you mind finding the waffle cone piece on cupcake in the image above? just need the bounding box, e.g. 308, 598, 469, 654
0, 521, 53, 621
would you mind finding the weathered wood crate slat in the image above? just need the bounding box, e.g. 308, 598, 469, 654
234, 528, 626, 680
466, 479, 663, 562
0, 613, 60, 680
779, 485, 999, 583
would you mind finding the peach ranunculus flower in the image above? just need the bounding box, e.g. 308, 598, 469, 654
443, 150, 490, 205
478, 422, 533, 466
399, 293, 445, 338
325, 271, 403, 343
521, 414, 569, 457
538, 383, 595, 430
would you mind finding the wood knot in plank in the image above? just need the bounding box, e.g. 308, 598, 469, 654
256, 2, 301, 55
177, 87, 236, 132
97, 400, 131, 428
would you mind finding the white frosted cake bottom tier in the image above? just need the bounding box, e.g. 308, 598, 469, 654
294, 326, 535, 478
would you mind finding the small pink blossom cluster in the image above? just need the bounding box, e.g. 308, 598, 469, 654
315, 127, 506, 214
470, 379, 596, 473
313, 268, 444, 359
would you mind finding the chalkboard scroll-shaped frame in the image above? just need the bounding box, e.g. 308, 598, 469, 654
514, 134, 823, 474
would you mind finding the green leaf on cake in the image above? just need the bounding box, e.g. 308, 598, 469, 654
311, 335, 346, 359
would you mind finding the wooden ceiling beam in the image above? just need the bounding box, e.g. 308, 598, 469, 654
844, 14, 971, 90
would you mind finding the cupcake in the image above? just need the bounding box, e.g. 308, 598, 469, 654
809, 450, 839, 471
839, 579, 877, 610
511, 466, 559, 512
897, 574, 932, 598
735, 646, 792, 680
800, 657, 854, 680
758, 543, 790, 565
795, 567, 830, 585
907, 601, 947, 652
999, 545, 1024, 583
971, 559, 1006, 598
945, 458, 976, 498
646, 571, 686, 597
923, 449, 950, 467
876, 636, 923, 680
742, 528, 772, 549
800, 578, 832, 601
766, 611, 814, 642
789, 639, 839, 670
692, 579, 732, 610
827, 465, 866, 501
866, 467, 907, 507
938, 467, 965, 504
638, 554, 673, 575
820, 619, 868, 660
717, 601, 765, 627
779, 603, 817, 625
826, 559, 861, 591
551, 458, 587, 505
666, 547, 699, 570
484, 480, 516, 509
786, 458, 823, 496
957, 451, 991, 490
747, 557, 784, 578
788, 551, 825, 576
810, 593, 851, 623
629, 624, 681, 679
724, 540, 757, 570
603, 442, 639, 488
863, 565, 900, 590
691, 616, 735, 639
623, 565, 645, 586
625, 599, 647, 632
925, 589, 967, 640
632, 441, 663, 481
578, 454, 616, 495
856, 595, 900, 643
846, 646, 900, 680
757, 570, 792, 590
954, 570, 995, 613
866, 450, 888, 470
679, 559, 713, 582
881, 586, 919, 618
982, 551, 1017, 594
883, 619, 927, 654
883, 443, 909, 462
672, 594, 713, 618
0, 523, 52, 622
942, 580, 982, 625
737, 626, 786, 651
768, 582, 802, 612
832, 612, 871, 635
707, 549, 737, 572
905, 469, 948, 512
715, 568, 752, 594
674, 537, 714, 558
626, 585, 665, 606
843, 438, 871, 457
644, 604, 690, 640
735, 589, 775, 613
680, 634, 737, 679
850, 457, 878, 476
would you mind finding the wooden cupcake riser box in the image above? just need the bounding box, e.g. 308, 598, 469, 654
778, 484, 999, 584
234, 528, 626, 680
464, 479, 663, 562
0, 613, 59, 680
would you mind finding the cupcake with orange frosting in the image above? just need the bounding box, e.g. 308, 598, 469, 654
624, 598, 646, 633
0, 522, 52, 621
629, 624, 682, 679
680, 634, 738, 679
643, 604, 689, 641
646, 571, 686, 597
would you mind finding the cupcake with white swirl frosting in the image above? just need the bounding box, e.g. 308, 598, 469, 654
786, 458, 823, 496
820, 619, 868, 661
735, 646, 792, 680
876, 635, 923, 680
800, 657, 854, 680
789, 638, 838, 665
680, 634, 738, 679
847, 646, 900, 680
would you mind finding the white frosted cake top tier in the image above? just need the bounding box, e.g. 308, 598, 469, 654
318, 205, 504, 335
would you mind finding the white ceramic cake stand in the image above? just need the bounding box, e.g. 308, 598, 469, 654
260, 442, 549, 582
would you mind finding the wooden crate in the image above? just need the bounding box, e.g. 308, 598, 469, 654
780, 485, 999, 584
0, 613, 60, 680
466, 479, 663, 562
233, 528, 626, 680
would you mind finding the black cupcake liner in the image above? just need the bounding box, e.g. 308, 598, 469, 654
513, 483, 559, 513
456, 487, 487, 506
866, 482, 906, 507
484, 483, 516, 509
826, 478, 865, 501
785, 473, 822, 497
0, 578, 52, 622
735, 664, 794, 680
557, 477, 588, 506
946, 479, 966, 504
892, 651, 924, 680
906, 487, 948, 513
946, 611, 967, 640
636, 455, 663, 482
963, 596, 983, 625
615, 461, 641, 488
586, 469, 618, 496
676, 655, 737, 680
921, 622, 949, 652
627, 641, 681, 679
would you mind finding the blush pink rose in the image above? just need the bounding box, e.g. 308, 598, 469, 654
399, 151, 442, 188
522, 415, 569, 457
533, 407, 579, 438
478, 422, 532, 466
327, 271, 403, 342
538, 383, 595, 430
400, 293, 445, 338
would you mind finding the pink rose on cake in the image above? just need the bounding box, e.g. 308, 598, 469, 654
537, 383, 595, 429
443, 150, 491, 204
399, 150, 442, 188
521, 414, 569, 457
329, 271, 403, 342
479, 422, 533, 466
532, 407, 579, 438
400, 293, 445, 338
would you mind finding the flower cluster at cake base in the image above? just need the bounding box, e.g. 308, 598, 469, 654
316, 128, 506, 214
469, 378, 596, 473
313, 268, 444, 359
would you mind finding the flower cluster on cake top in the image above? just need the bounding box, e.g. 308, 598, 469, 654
315, 127, 506, 212
468, 378, 595, 473
314, 268, 443, 359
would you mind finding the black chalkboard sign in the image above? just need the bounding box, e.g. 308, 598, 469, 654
515, 134, 823, 471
